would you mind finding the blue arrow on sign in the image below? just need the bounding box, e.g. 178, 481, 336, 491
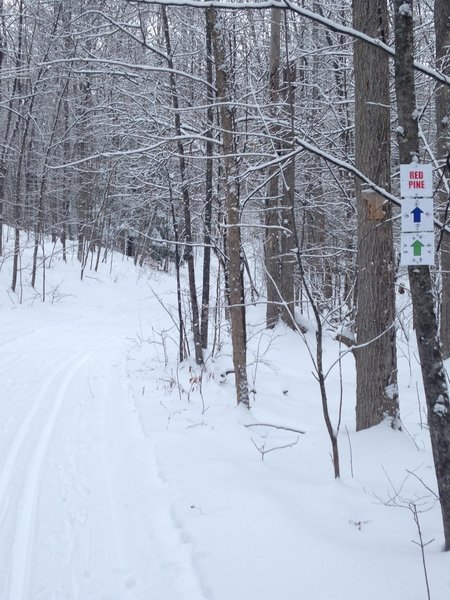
411, 206, 424, 223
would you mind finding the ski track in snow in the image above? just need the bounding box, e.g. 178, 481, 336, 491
0, 301, 206, 600
0, 352, 85, 529
8, 352, 95, 600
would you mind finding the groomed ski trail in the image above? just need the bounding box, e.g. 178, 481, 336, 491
0, 291, 207, 600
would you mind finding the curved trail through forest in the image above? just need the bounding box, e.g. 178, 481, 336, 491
0, 281, 206, 600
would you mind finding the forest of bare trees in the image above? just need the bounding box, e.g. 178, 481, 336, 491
0, 0, 450, 547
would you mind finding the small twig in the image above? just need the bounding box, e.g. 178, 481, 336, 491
349, 519, 371, 531
398, 417, 421, 452
245, 423, 305, 434
409, 502, 434, 600
373, 471, 435, 600
87, 379, 95, 399
345, 425, 354, 478
190, 504, 203, 515
416, 381, 424, 429
250, 436, 300, 461
405, 470, 439, 502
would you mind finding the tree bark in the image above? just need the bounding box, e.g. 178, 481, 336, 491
435, 0, 450, 358
353, 0, 399, 430
0, 0, 5, 256
200, 10, 214, 350
161, 5, 203, 365
279, 57, 296, 322
394, 0, 450, 551
11, 0, 25, 294
265, 7, 282, 328
169, 177, 187, 363
76, 78, 94, 269
208, 7, 249, 407
265, 8, 296, 329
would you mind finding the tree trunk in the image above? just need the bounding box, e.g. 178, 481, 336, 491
279, 58, 296, 322
0, 0, 5, 256
265, 9, 296, 329
265, 7, 283, 328
61, 1, 74, 263
394, 0, 450, 551
435, 0, 450, 358
169, 177, 187, 363
11, 0, 25, 294
200, 11, 214, 350
353, 0, 399, 430
161, 5, 203, 366
76, 79, 94, 268
208, 7, 249, 407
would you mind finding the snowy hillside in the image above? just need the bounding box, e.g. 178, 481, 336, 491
0, 234, 449, 600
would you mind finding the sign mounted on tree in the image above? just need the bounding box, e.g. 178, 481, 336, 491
400, 163, 433, 197
400, 231, 435, 265
399, 163, 434, 266
401, 197, 434, 232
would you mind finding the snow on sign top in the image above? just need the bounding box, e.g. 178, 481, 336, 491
400, 163, 433, 198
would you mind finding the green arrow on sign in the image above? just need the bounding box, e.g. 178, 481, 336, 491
412, 239, 424, 257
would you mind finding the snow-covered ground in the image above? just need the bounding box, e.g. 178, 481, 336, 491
0, 233, 449, 600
